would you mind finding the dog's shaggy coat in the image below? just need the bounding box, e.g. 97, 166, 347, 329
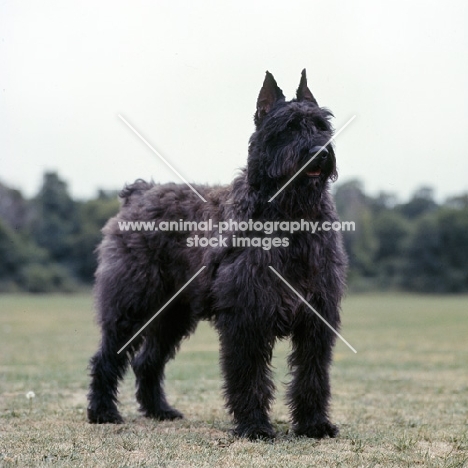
87, 70, 347, 439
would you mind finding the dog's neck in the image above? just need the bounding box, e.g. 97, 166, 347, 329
225, 171, 333, 221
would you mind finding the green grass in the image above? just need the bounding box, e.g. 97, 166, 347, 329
0, 294, 467, 467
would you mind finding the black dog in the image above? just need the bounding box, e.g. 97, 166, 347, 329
87, 70, 347, 440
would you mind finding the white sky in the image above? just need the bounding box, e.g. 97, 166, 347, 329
1, 0, 467, 202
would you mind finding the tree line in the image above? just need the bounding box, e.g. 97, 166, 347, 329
0, 172, 467, 293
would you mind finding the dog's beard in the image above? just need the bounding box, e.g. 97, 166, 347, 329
246, 149, 335, 218
271, 174, 326, 218
245, 165, 332, 219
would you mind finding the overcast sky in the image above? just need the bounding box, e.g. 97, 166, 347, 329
1, 1, 467, 202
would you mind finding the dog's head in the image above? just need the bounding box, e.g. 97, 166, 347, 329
247, 70, 337, 212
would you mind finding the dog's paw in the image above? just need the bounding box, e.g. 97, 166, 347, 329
87, 406, 124, 424
146, 407, 184, 421
294, 421, 338, 439
233, 423, 276, 441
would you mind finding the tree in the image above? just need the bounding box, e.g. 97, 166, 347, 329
31, 172, 78, 262
69, 192, 120, 281
373, 210, 410, 287
436, 207, 468, 291
401, 206, 468, 293
399, 186, 437, 219
401, 213, 442, 292
0, 182, 29, 230
0, 219, 25, 280
373, 211, 410, 261
334, 180, 377, 279
334, 179, 368, 222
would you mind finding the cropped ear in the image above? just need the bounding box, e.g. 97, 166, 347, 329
255, 71, 285, 126
296, 69, 318, 105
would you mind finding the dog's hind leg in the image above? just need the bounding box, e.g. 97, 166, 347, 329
287, 311, 339, 438
131, 303, 197, 420
215, 312, 276, 440
87, 264, 156, 424
87, 320, 142, 424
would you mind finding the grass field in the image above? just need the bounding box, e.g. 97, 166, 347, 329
0, 293, 467, 467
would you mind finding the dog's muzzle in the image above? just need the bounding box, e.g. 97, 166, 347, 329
305, 145, 328, 177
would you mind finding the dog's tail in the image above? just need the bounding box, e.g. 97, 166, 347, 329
119, 179, 153, 204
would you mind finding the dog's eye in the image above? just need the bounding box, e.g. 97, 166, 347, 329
309, 146, 328, 158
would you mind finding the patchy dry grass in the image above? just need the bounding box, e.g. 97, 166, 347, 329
0, 293, 467, 467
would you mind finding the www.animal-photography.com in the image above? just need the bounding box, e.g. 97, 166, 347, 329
1, 2, 467, 467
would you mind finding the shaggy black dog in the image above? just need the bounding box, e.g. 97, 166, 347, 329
87, 70, 347, 440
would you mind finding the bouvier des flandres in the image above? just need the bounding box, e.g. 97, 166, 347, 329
87, 70, 347, 440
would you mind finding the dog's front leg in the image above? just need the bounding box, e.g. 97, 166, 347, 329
287, 307, 339, 438
215, 311, 276, 440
